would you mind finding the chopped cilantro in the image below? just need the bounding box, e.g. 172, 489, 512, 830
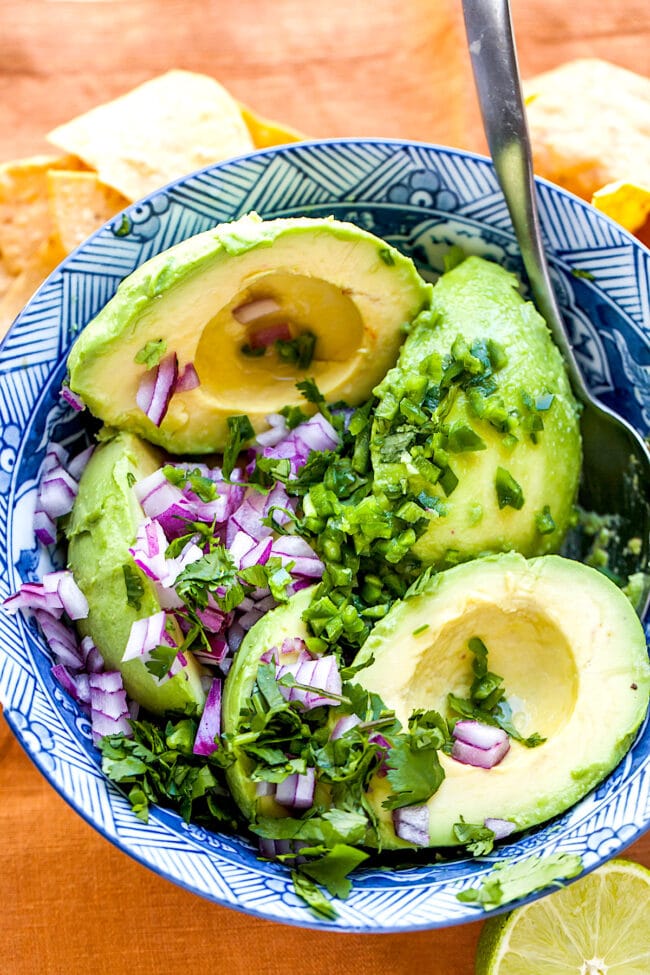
453, 818, 496, 856
457, 853, 584, 909
571, 267, 595, 281
275, 331, 317, 369
145, 644, 181, 680
222, 414, 255, 478
134, 339, 167, 368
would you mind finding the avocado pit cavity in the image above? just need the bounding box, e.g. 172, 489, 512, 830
410, 603, 578, 742
194, 270, 365, 411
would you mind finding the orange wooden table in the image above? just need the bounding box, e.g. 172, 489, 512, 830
1, 2, 649, 972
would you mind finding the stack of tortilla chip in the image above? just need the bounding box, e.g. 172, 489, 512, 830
524, 58, 650, 233
0, 69, 303, 340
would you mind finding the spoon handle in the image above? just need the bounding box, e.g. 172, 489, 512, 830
461, 0, 587, 399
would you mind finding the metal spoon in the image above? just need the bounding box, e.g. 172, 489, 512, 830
461, 0, 650, 617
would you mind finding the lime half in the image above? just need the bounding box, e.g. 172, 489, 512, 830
475, 858, 650, 975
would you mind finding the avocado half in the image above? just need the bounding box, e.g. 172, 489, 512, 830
371, 256, 582, 564
67, 214, 432, 454
65, 430, 206, 715
354, 552, 650, 848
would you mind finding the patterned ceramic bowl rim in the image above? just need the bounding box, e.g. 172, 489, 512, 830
1, 138, 649, 932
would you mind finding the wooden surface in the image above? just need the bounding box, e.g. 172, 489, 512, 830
1, 1, 649, 972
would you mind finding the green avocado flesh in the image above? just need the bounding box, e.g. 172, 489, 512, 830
371, 256, 582, 566
354, 552, 650, 848
67, 213, 432, 454
65, 430, 206, 716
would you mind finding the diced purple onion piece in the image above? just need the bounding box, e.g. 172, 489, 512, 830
393, 804, 430, 846
175, 362, 200, 392
55, 571, 89, 620
60, 385, 85, 412
484, 817, 516, 840
255, 780, 276, 797
232, 297, 281, 324
453, 719, 509, 751
122, 611, 168, 662
192, 677, 222, 756
38, 469, 79, 519
239, 536, 273, 570
34, 508, 57, 546
66, 444, 95, 481
136, 352, 178, 427
451, 736, 510, 769
89, 670, 131, 744
275, 767, 315, 810
330, 713, 362, 740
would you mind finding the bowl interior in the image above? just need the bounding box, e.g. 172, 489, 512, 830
1, 138, 649, 932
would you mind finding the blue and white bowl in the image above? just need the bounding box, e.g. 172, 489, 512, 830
1, 139, 649, 931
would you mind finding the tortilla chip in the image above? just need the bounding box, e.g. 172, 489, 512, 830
238, 102, 305, 149
0, 237, 64, 341
0, 257, 13, 303
0, 154, 85, 274
47, 70, 256, 201
47, 170, 130, 255
592, 181, 650, 233
524, 59, 650, 229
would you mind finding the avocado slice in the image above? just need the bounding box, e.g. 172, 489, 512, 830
65, 430, 206, 715
354, 552, 650, 848
371, 256, 582, 565
222, 585, 316, 819
67, 214, 432, 454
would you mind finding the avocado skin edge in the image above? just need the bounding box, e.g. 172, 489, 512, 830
65, 429, 206, 716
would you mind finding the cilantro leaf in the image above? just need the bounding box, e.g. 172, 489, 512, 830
453, 817, 496, 856
290, 871, 338, 919
223, 415, 255, 478
383, 735, 445, 810
145, 644, 180, 680
456, 853, 584, 909
298, 843, 369, 899
134, 339, 167, 368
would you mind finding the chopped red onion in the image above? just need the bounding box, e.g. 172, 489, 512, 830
35, 610, 83, 668
66, 444, 95, 481
192, 677, 222, 756
136, 352, 178, 427
232, 297, 281, 324
175, 362, 200, 392
484, 817, 516, 840
255, 414, 288, 448
451, 719, 510, 769
34, 507, 57, 546
277, 652, 342, 709
60, 384, 85, 412
55, 571, 89, 620
453, 719, 508, 750
393, 804, 430, 846
80, 635, 104, 674
275, 767, 315, 810
89, 670, 131, 744
122, 610, 168, 662
5, 571, 88, 622
38, 468, 79, 519
270, 534, 324, 579
330, 713, 362, 740
239, 536, 273, 570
